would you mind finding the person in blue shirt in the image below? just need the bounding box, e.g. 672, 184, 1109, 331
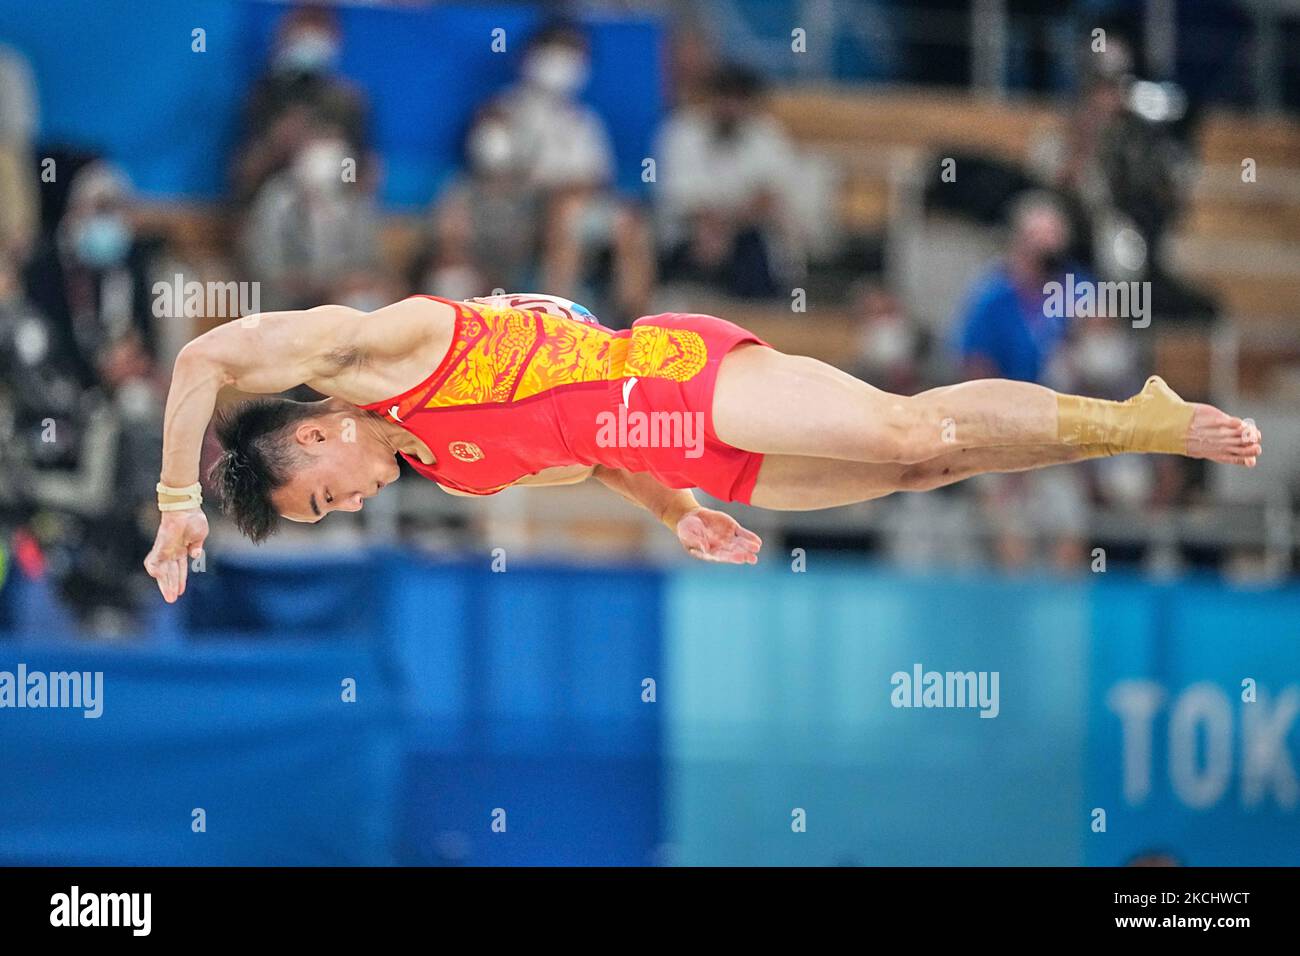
956, 191, 1075, 384
954, 191, 1084, 569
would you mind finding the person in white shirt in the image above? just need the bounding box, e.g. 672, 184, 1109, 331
494, 23, 614, 193
654, 65, 800, 297
487, 22, 653, 326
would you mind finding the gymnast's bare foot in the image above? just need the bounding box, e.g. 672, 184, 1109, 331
1186, 403, 1262, 467
1132, 376, 1261, 466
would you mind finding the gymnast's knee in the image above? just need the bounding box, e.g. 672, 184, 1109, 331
876, 400, 945, 465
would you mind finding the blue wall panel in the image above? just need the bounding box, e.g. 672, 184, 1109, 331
395, 560, 664, 865
1084, 578, 1300, 865
0, 640, 403, 865
662, 564, 1090, 865
3, 553, 1296, 866
0, 554, 665, 866
663, 565, 1300, 866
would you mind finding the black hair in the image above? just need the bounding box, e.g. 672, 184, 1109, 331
526, 20, 588, 54
709, 63, 765, 99
209, 398, 322, 543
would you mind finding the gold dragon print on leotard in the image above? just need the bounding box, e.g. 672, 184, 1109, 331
423, 305, 709, 408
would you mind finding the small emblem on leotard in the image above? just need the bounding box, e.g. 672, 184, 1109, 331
449, 440, 485, 463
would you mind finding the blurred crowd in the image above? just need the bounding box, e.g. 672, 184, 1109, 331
0, 6, 1253, 633
0, 44, 167, 634
885, 35, 1218, 574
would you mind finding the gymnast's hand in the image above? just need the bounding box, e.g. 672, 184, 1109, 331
675, 507, 762, 565
143, 509, 209, 603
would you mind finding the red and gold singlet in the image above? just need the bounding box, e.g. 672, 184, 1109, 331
358, 295, 770, 503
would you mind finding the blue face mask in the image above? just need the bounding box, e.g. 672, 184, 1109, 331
74, 215, 132, 268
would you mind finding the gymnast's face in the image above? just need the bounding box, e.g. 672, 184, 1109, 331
271, 417, 401, 524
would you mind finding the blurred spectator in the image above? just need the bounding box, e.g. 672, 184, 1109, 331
954, 191, 1089, 570
849, 281, 925, 395
240, 122, 383, 311
1065, 314, 1142, 400
654, 64, 800, 298
483, 22, 654, 324
231, 4, 371, 206
418, 104, 544, 299
1027, 47, 1130, 270
0, 43, 39, 262
1029, 35, 1215, 322
663, 19, 720, 109
2, 236, 159, 636
956, 191, 1072, 383
0, 251, 85, 472
496, 22, 613, 195
23, 162, 163, 391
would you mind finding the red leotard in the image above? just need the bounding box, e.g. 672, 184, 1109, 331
357, 296, 770, 503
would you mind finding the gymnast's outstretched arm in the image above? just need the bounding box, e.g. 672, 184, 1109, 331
145, 304, 373, 602
145, 297, 459, 601
592, 466, 761, 564
159, 306, 362, 491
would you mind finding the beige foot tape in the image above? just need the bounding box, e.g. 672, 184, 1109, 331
1057, 376, 1193, 455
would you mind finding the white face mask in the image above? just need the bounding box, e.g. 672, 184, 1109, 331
468, 124, 516, 174
862, 318, 914, 367
1075, 329, 1132, 384
294, 140, 348, 191
15, 317, 49, 366
276, 30, 339, 74
523, 47, 588, 96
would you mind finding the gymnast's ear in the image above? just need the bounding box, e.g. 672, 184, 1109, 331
292, 421, 329, 446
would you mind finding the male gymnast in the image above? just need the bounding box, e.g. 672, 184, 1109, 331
144, 293, 1262, 602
